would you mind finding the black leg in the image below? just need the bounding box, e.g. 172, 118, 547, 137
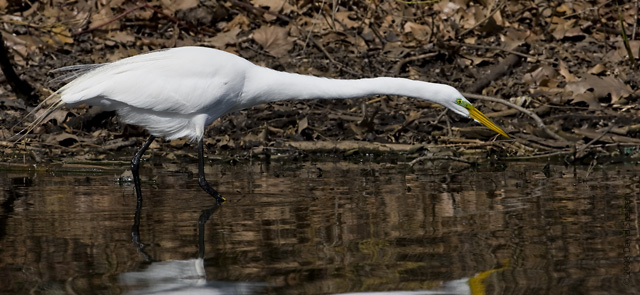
131, 135, 155, 252
131, 135, 156, 200
131, 194, 151, 262
197, 138, 225, 204
198, 203, 221, 259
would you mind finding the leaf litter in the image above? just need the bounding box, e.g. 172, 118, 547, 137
0, 0, 639, 166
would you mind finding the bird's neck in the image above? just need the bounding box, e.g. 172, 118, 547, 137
238, 66, 446, 108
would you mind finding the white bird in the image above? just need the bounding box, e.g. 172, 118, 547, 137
19, 46, 509, 203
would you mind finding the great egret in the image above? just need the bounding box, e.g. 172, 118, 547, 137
20, 46, 509, 203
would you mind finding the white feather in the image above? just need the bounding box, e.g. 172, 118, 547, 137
20, 46, 506, 142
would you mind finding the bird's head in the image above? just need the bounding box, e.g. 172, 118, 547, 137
441, 88, 509, 138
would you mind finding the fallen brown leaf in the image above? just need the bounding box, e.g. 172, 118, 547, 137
161, 0, 199, 12
558, 61, 578, 82
204, 27, 241, 49
252, 25, 293, 57
566, 74, 633, 105
403, 22, 429, 41
524, 65, 558, 87
587, 64, 606, 75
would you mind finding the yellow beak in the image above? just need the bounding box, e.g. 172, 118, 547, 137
468, 107, 510, 138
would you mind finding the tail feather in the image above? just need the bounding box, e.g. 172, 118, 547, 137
11, 63, 105, 144
48, 64, 104, 86
11, 92, 65, 144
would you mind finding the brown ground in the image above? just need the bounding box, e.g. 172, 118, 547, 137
0, 0, 639, 165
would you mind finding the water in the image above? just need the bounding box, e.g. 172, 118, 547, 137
1, 159, 639, 294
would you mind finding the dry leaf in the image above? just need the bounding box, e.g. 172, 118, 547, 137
204, 27, 241, 49
566, 75, 633, 105
571, 92, 600, 110
297, 117, 308, 134
558, 61, 578, 82
500, 28, 528, 51
161, 0, 199, 12
335, 11, 361, 29
49, 24, 74, 45
252, 26, 293, 57
459, 54, 493, 66
105, 31, 135, 44
46, 133, 79, 146
226, 14, 251, 31
2, 32, 38, 59
404, 22, 429, 41
587, 64, 606, 75
523, 66, 558, 87
602, 39, 640, 63
251, 0, 295, 14
35, 108, 67, 126
551, 17, 581, 40
169, 138, 188, 147
617, 39, 640, 61
434, 0, 463, 18
89, 7, 120, 31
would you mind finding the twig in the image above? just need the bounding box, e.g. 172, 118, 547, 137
576, 124, 615, 157
634, 0, 639, 40
409, 155, 475, 166
505, 151, 573, 160
466, 46, 524, 93
618, 3, 638, 69
450, 41, 540, 61
463, 93, 569, 144
430, 108, 449, 126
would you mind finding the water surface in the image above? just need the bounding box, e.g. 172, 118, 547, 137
1, 159, 639, 294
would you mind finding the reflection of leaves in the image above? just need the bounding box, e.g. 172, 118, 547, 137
253, 26, 292, 57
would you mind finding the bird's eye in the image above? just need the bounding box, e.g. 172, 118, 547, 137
455, 98, 463, 105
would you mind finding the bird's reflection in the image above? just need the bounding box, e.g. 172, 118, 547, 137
130, 188, 151, 262
332, 260, 510, 295
123, 190, 263, 294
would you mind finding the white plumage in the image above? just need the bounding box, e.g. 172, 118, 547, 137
21, 46, 508, 203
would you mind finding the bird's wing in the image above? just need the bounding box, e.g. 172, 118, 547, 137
59, 47, 249, 115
